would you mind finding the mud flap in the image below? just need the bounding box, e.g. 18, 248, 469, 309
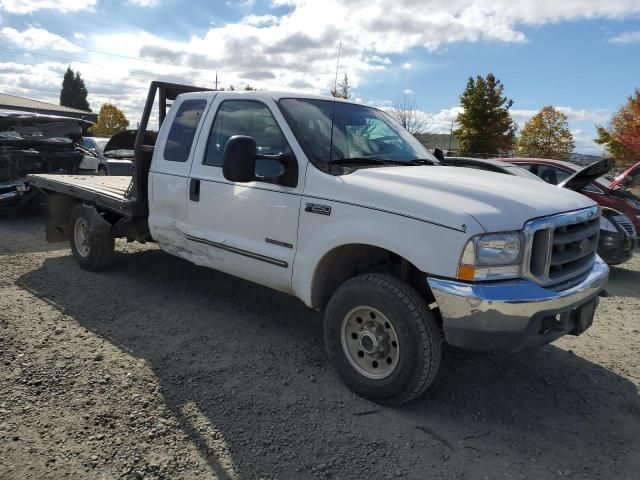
46, 194, 77, 243
81, 204, 112, 240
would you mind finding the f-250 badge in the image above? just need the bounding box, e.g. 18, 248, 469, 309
305, 203, 332, 216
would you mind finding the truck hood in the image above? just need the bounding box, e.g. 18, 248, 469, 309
342, 166, 596, 232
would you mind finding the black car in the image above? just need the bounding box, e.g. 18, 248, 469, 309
1, 109, 94, 212
442, 157, 637, 265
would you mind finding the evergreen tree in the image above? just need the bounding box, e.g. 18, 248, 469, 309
331, 74, 351, 99
59, 67, 75, 108
73, 71, 91, 111
59, 67, 91, 112
454, 73, 516, 156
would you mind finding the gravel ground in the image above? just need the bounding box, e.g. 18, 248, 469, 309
1, 207, 639, 480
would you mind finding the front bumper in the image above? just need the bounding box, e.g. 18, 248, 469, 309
0, 182, 26, 207
427, 258, 609, 352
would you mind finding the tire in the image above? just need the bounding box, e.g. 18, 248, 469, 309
324, 273, 443, 405
69, 204, 115, 271
97, 166, 108, 176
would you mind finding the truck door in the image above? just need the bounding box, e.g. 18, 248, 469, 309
148, 97, 211, 257
186, 97, 303, 293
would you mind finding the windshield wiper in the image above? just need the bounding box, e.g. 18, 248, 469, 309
328, 157, 436, 166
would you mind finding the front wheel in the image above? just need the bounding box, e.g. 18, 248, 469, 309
324, 274, 443, 405
69, 204, 115, 271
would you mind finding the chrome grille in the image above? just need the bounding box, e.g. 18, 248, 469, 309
523, 206, 600, 288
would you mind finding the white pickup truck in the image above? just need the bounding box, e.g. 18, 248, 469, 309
29, 82, 609, 405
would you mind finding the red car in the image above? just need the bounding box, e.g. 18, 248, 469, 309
504, 158, 640, 234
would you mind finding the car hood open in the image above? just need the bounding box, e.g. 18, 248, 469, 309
608, 161, 640, 190
558, 158, 613, 191
103, 129, 157, 155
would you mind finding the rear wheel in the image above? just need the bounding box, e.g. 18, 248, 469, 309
69, 204, 115, 271
324, 273, 443, 405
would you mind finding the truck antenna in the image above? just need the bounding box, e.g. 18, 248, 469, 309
333, 42, 342, 93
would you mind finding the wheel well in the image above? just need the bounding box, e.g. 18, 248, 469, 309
311, 244, 435, 310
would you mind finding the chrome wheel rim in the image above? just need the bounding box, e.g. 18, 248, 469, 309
340, 306, 400, 380
74, 217, 90, 257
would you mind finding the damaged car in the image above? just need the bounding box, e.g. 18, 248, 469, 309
0, 109, 96, 213
81, 130, 157, 176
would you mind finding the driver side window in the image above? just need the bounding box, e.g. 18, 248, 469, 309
203, 100, 289, 175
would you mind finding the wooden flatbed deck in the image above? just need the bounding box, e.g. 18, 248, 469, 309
27, 174, 143, 216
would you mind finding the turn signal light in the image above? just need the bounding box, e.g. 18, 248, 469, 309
457, 265, 475, 281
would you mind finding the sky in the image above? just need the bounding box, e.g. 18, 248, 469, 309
0, 0, 639, 154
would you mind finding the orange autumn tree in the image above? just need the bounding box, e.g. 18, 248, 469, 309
596, 88, 640, 166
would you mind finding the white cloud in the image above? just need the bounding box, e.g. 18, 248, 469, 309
0, 0, 634, 149
109, 0, 640, 96
0, 0, 96, 14
571, 129, 603, 155
609, 31, 640, 43
74, 32, 87, 40
0, 26, 80, 52
127, 0, 159, 7
403, 88, 414, 95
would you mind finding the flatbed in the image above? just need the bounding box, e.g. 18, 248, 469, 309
28, 174, 137, 216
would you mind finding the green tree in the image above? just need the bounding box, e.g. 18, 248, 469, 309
331, 73, 351, 99
91, 103, 129, 136
244, 84, 256, 91
595, 88, 640, 166
515, 106, 575, 159
59, 67, 91, 111
454, 73, 516, 157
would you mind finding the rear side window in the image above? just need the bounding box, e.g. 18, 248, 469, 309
163, 99, 207, 162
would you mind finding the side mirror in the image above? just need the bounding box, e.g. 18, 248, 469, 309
223, 135, 256, 183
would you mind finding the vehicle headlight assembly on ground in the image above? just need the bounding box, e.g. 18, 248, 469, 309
457, 232, 523, 281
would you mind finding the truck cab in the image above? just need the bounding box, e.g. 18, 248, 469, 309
28, 83, 610, 405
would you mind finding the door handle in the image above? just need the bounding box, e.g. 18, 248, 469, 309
189, 178, 200, 202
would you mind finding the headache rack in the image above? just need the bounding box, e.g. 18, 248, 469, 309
522, 206, 601, 290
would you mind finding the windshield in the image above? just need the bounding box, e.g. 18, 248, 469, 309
94, 138, 109, 152
503, 165, 544, 181
278, 98, 436, 170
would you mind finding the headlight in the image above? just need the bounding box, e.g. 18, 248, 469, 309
457, 232, 523, 281
476, 233, 522, 265
599, 216, 618, 233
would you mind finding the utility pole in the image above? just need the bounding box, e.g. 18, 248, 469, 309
215, 71, 218, 91
448, 120, 454, 152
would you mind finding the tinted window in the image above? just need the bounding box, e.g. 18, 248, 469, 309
204, 100, 288, 168
82, 138, 96, 149
537, 165, 571, 185
163, 99, 207, 162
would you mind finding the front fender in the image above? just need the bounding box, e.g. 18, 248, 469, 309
292, 198, 483, 308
